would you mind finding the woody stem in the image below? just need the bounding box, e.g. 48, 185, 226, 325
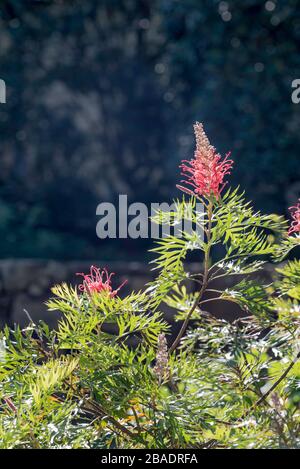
237, 350, 300, 422
169, 199, 213, 354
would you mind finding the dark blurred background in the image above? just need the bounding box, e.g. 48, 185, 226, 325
0, 0, 299, 325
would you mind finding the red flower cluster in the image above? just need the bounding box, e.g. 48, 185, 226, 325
76, 266, 127, 297
288, 201, 300, 236
178, 122, 233, 199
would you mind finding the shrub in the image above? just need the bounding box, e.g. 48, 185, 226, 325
0, 124, 299, 449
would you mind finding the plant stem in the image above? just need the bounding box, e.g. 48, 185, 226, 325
62, 377, 136, 439
238, 350, 300, 422
85, 398, 136, 438
169, 199, 213, 354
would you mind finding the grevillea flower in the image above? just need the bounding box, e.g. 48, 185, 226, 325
178, 122, 233, 199
76, 266, 127, 297
153, 333, 169, 384
288, 200, 300, 236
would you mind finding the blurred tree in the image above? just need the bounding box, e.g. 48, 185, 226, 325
0, 0, 299, 259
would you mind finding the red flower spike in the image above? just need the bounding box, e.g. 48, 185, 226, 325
179, 122, 233, 199
288, 201, 300, 236
76, 266, 127, 297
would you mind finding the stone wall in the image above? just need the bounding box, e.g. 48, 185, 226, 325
0, 259, 274, 328
0, 260, 155, 327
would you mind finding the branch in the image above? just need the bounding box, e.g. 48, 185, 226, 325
238, 350, 300, 422
169, 200, 213, 354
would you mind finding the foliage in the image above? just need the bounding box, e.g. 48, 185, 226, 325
1, 153, 300, 448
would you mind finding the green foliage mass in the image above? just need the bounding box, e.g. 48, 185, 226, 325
0, 181, 299, 449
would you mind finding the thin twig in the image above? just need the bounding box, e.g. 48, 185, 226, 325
237, 351, 300, 422
169, 200, 213, 354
